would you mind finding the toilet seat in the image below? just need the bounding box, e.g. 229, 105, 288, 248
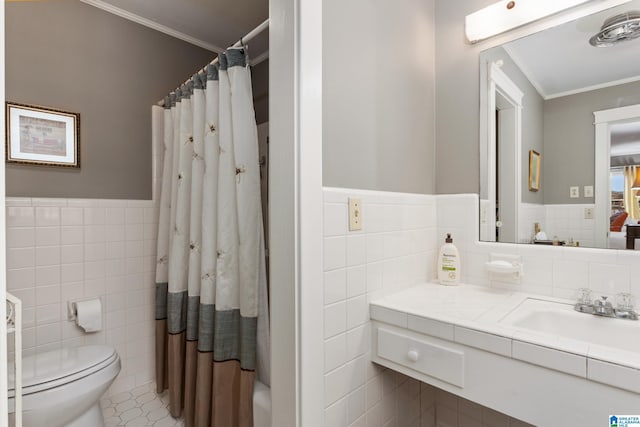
8, 345, 117, 398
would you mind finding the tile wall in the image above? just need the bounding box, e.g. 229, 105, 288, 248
485, 200, 596, 246
9, 189, 636, 421
323, 189, 638, 426
322, 187, 437, 427
420, 383, 533, 427
6, 197, 158, 395
440, 194, 640, 307
518, 203, 546, 244
544, 204, 596, 248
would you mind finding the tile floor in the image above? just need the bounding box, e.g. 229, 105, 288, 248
101, 382, 184, 427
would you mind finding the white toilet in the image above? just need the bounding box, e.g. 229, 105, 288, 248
8, 345, 121, 427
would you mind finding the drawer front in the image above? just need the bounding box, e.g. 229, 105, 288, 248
377, 327, 465, 387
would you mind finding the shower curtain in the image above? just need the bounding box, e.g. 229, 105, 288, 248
154, 47, 269, 427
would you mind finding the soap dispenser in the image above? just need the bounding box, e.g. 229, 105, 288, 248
438, 233, 460, 285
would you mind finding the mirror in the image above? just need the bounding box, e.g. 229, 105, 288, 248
479, 0, 640, 249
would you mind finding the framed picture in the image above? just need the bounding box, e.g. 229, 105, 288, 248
529, 149, 541, 192
6, 102, 80, 168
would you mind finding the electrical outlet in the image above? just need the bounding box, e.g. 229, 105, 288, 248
585, 208, 594, 219
570, 186, 580, 198
584, 185, 593, 198
348, 198, 362, 231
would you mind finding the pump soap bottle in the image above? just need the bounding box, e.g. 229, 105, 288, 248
438, 233, 460, 285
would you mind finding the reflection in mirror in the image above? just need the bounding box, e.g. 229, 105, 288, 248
594, 104, 640, 248
481, 61, 523, 243
479, 0, 640, 249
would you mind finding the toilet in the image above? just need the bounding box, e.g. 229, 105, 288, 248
8, 345, 121, 427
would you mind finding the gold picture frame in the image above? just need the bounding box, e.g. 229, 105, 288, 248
529, 149, 540, 192
6, 102, 80, 168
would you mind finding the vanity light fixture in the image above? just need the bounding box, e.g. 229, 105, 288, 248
589, 11, 640, 47
465, 0, 631, 43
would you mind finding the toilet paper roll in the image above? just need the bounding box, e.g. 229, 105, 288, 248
74, 298, 103, 333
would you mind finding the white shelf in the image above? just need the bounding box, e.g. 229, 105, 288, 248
485, 260, 522, 274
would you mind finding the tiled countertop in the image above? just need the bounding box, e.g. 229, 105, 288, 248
370, 282, 640, 394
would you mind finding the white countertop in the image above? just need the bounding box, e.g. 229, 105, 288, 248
370, 282, 640, 387
370, 282, 522, 324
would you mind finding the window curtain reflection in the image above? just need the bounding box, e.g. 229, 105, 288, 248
624, 166, 640, 219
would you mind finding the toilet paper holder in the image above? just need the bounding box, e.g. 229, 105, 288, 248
67, 297, 103, 321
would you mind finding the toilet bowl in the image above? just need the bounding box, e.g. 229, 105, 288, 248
8, 345, 121, 427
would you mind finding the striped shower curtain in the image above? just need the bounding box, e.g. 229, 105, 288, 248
154, 48, 269, 427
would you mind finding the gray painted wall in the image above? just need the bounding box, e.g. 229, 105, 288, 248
435, 0, 640, 203
543, 80, 640, 204
322, 0, 436, 194
435, 0, 521, 195
6, 1, 213, 199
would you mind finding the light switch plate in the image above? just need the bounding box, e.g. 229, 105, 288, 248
585, 208, 594, 219
570, 186, 579, 198
348, 198, 362, 231
584, 185, 593, 198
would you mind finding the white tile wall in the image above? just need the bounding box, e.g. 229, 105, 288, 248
322, 187, 436, 426
3, 190, 610, 421
518, 203, 545, 244
419, 384, 534, 427
489, 201, 595, 246
6, 197, 157, 396
323, 189, 633, 426
544, 204, 596, 248
440, 195, 640, 304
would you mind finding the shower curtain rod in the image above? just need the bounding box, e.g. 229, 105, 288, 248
157, 18, 270, 106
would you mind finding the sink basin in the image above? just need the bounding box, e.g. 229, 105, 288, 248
500, 298, 640, 353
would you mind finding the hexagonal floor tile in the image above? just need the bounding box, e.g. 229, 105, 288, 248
102, 383, 184, 427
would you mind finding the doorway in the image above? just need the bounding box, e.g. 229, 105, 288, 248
495, 92, 518, 242
594, 104, 640, 248
484, 60, 523, 243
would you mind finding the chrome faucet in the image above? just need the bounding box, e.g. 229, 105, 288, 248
592, 296, 615, 317
574, 289, 638, 321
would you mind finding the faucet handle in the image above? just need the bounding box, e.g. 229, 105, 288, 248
577, 288, 592, 305
616, 293, 635, 311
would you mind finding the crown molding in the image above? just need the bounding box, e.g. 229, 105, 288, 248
80, 0, 224, 53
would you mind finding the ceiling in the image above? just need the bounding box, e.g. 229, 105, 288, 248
503, 0, 640, 99
87, 1, 638, 97
611, 121, 640, 164
81, 0, 269, 60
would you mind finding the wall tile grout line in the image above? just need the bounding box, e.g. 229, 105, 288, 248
6, 197, 158, 395
322, 189, 567, 426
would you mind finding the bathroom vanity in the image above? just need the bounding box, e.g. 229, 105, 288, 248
370, 283, 640, 426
